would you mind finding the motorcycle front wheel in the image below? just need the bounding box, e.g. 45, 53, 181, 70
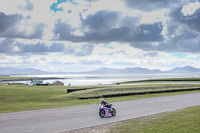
111, 108, 116, 116
99, 109, 105, 118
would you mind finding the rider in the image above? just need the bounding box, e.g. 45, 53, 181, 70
100, 98, 111, 112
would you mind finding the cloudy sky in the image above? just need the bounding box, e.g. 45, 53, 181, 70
0, 0, 200, 72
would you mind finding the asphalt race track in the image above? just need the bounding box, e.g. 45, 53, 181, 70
0, 93, 200, 133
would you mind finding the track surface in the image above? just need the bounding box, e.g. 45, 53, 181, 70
0, 93, 200, 133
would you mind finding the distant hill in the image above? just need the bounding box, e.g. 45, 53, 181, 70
0, 67, 50, 75
165, 66, 200, 73
87, 67, 161, 74
0, 66, 200, 75
84, 66, 200, 74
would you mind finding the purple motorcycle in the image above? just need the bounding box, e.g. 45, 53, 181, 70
98, 104, 116, 118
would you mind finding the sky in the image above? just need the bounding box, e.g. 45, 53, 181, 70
0, 0, 200, 72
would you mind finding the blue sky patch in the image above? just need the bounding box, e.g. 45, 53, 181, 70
50, 0, 78, 12
68, 10, 72, 13
103, 44, 115, 49
50, 3, 63, 12
173, 53, 199, 60
172, 53, 187, 58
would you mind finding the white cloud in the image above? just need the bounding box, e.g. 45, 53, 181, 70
0, 0, 25, 14
81, 0, 126, 19
140, 9, 169, 24
71, 30, 85, 36
182, 1, 200, 16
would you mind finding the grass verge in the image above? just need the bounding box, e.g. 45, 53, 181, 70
109, 105, 200, 133
66, 105, 200, 133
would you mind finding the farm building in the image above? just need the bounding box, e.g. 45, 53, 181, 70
52, 81, 64, 86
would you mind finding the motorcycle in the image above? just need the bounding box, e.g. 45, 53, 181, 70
98, 104, 116, 118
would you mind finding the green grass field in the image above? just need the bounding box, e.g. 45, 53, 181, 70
0, 83, 200, 113
121, 77, 200, 84
0, 85, 101, 113
70, 84, 200, 98
109, 105, 200, 133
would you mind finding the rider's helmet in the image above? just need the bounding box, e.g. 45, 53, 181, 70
100, 98, 104, 102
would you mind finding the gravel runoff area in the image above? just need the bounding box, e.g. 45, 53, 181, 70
63, 110, 178, 133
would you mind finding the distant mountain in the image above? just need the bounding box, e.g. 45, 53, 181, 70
86, 66, 200, 74
123, 67, 161, 73
86, 67, 161, 74
0, 67, 50, 75
165, 66, 200, 73
86, 67, 121, 73
0, 66, 200, 75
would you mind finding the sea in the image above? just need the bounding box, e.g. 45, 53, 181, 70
8, 72, 200, 86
